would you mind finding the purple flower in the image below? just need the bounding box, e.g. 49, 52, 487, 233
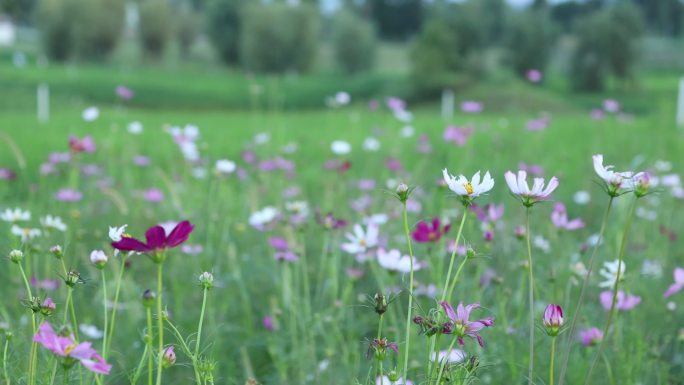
417, 134, 432, 154
357, 179, 376, 190
470, 203, 504, 223
386, 97, 406, 112
518, 162, 545, 177
526, 116, 550, 132
664, 267, 684, 298
133, 155, 151, 167
551, 203, 585, 231
580, 327, 603, 347
542, 304, 564, 336
591, 108, 605, 120
0, 168, 16, 180
33, 322, 111, 374
69, 135, 96, 154
599, 290, 641, 311
603, 99, 620, 113
180, 244, 203, 255
143, 188, 164, 203
412, 218, 450, 243
316, 211, 347, 230
55, 189, 83, 202
263, 315, 276, 331
385, 158, 402, 172
461, 101, 483, 113
526, 69, 543, 83
111, 220, 194, 254
116, 85, 134, 100
443, 125, 473, 146
30, 276, 60, 291
439, 301, 494, 347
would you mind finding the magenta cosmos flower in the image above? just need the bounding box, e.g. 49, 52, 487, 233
68, 135, 96, 154
580, 327, 603, 347
505, 170, 559, 206
664, 267, 684, 298
412, 217, 451, 243
111, 220, 194, 255
542, 304, 563, 336
439, 301, 494, 347
34, 322, 111, 374
599, 290, 641, 311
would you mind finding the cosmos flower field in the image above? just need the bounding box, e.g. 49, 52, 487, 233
1, 88, 683, 385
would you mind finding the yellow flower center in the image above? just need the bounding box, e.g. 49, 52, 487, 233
64, 344, 75, 355
464, 182, 474, 195
359, 239, 366, 247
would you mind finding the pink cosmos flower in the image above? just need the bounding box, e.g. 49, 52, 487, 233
412, 217, 450, 243
33, 322, 111, 374
143, 188, 165, 203
664, 267, 684, 298
417, 134, 432, 154
443, 125, 473, 146
30, 276, 60, 291
54, 188, 83, 202
461, 101, 483, 113
470, 203, 504, 223
386, 97, 406, 112
526, 69, 543, 83
542, 304, 563, 336
580, 327, 603, 347
0, 168, 16, 180
603, 99, 620, 113
269, 236, 298, 262
518, 162, 545, 177
263, 315, 276, 331
504, 170, 559, 205
526, 116, 550, 132
69, 136, 96, 154
116, 85, 134, 100
111, 220, 194, 253
439, 301, 494, 347
551, 203, 585, 231
599, 290, 641, 311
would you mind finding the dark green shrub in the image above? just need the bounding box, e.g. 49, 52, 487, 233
138, 0, 172, 60
505, 10, 556, 78
409, 20, 463, 95
332, 10, 376, 74
206, 0, 244, 65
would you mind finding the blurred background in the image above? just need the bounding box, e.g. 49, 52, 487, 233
1, 0, 683, 112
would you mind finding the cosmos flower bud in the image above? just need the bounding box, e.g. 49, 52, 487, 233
412, 315, 424, 325
198, 272, 214, 290
466, 247, 476, 259
27, 296, 42, 313
514, 226, 525, 240
4, 331, 12, 341
142, 289, 156, 308
40, 298, 56, 316
396, 183, 410, 203
90, 250, 108, 269
65, 271, 82, 288
49, 245, 63, 259
161, 345, 176, 368
542, 304, 564, 337
466, 356, 480, 372
632, 172, 651, 198
58, 325, 72, 337
8, 249, 23, 264
373, 293, 388, 315
388, 370, 400, 382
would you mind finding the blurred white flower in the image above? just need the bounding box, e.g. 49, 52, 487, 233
82, 106, 99, 122
394, 109, 413, 122
377, 248, 422, 273
363, 137, 380, 152
215, 159, 237, 174
364, 213, 388, 225
400, 125, 415, 138
533, 235, 550, 253
108, 224, 128, 242
127, 121, 143, 134
599, 260, 625, 288
249, 206, 280, 228
335, 91, 350, 105
1, 208, 31, 222
282, 142, 298, 154
254, 132, 270, 145
654, 160, 672, 172
331, 140, 351, 155
641, 259, 663, 278
192, 167, 208, 179
635, 207, 657, 221
11, 225, 41, 241
79, 324, 104, 339
40, 215, 67, 232
573, 190, 591, 205
341, 223, 379, 255
431, 349, 467, 363
285, 201, 309, 217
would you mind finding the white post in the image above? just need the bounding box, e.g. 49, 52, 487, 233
441, 89, 454, 120
677, 77, 684, 128
37, 83, 49, 123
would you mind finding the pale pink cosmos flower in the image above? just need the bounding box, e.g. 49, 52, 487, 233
54, 188, 83, 202
461, 101, 483, 113
439, 301, 494, 347
551, 203, 585, 231
592, 154, 633, 195
143, 188, 164, 203
603, 99, 620, 113
116, 85, 134, 100
443, 125, 473, 146
664, 267, 684, 298
599, 290, 641, 311
504, 170, 559, 205
33, 322, 111, 374
580, 327, 603, 347
526, 69, 543, 83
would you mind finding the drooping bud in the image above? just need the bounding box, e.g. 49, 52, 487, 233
9, 249, 23, 264
542, 304, 564, 337
198, 272, 214, 290
161, 345, 176, 368
142, 289, 156, 308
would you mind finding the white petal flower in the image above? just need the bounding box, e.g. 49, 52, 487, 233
504, 170, 558, 202
363, 137, 380, 152
40, 215, 67, 232
82, 106, 99, 122
592, 154, 633, 190
249, 206, 280, 228
599, 260, 626, 288
1, 208, 31, 222
215, 159, 237, 174
341, 223, 379, 255
108, 224, 128, 242
127, 121, 143, 134
331, 140, 351, 155
11, 225, 41, 241
443, 169, 495, 197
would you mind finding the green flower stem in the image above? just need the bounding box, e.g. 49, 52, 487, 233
101, 270, 108, 362
526, 206, 535, 385
550, 337, 557, 385
435, 336, 458, 384
193, 288, 209, 384
3, 336, 10, 385
155, 263, 165, 385
146, 307, 154, 385
105, 254, 128, 358
401, 200, 415, 382
584, 198, 637, 385
17, 263, 37, 385
441, 210, 468, 303
557, 197, 613, 385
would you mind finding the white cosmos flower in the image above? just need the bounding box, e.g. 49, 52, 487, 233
364, 213, 389, 225
400, 125, 415, 138
108, 224, 128, 242
430, 349, 467, 363
394, 109, 413, 122
573, 190, 591, 205
127, 121, 143, 134
90, 250, 108, 266
1, 208, 31, 222
79, 324, 104, 339
443, 169, 495, 197
504, 170, 559, 202
215, 159, 237, 174
249, 206, 280, 228
40, 215, 67, 232
254, 132, 270, 145
599, 259, 626, 288
592, 154, 633, 191
82, 106, 99, 122
377, 248, 422, 273
335, 91, 350, 105
11, 225, 41, 241
285, 201, 309, 217
331, 140, 351, 155
363, 137, 380, 152
341, 223, 379, 255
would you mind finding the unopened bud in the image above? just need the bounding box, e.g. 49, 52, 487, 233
388, 370, 400, 382
40, 298, 56, 316
49, 245, 63, 259
9, 249, 23, 264
396, 183, 410, 203
198, 272, 214, 290
142, 289, 156, 308
373, 293, 388, 315
90, 250, 108, 268
65, 271, 81, 287
161, 345, 176, 368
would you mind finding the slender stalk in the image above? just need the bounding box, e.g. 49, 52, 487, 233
130, 344, 149, 385
101, 270, 108, 361
63, 368, 69, 385
525, 206, 535, 385
550, 337, 557, 385
435, 336, 458, 384
441, 210, 468, 303
377, 314, 384, 385
193, 288, 209, 384
401, 201, 415, 383
557, 197, 613, 385
69, 289, 79, 341
3, 336, 10, 385
584, 198, 637, 385
106, 255, 128, 357
146, 307, 154, 385
155, 263, 165, 385
17, 263, 37, 385
429, 333, 443, 385
446, 249, 470, 305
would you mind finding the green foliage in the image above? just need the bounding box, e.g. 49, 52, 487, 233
176, 10, 200, 59
239, 3, 319, 74
369, 0, 423, 40
36, 0, 124, 62
138, 0, 172, 60
206, 0, 244, 65
505, 9, 556, 78
332, 10, 377, 74
409, 20, 463, 96
570, 4, 644, 91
